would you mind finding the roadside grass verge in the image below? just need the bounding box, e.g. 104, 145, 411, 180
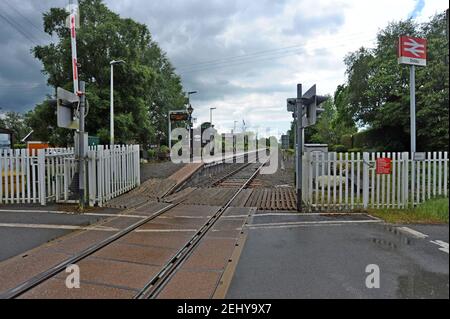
368, 197, 449, 224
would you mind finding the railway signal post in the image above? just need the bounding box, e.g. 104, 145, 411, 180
78, 81, 86, 210
287, 83, 327, 212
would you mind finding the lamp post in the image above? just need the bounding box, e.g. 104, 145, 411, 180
209, 107, 216, 125
110, 59, 125, 145
187, 103, 194, 162
186, 91, 197, 161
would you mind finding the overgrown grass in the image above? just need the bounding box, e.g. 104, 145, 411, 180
368, 197, 449, 224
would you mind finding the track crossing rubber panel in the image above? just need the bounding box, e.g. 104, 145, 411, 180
180, 188, 240, 207
105, 163, 204, 209
246, 188, 297, 211
105, 179, 176, 209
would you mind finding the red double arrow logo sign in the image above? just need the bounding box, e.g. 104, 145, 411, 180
398, 36, 427, 66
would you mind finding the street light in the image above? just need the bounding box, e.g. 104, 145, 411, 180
187, 91, 198, 98
233, 120, 238, 133
186, 91, 197, 161
110, 59, 125, 145
209, 107, 217, 125
187, 104, 194, 117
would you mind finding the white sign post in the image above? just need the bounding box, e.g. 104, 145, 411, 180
398, 36, 427, 153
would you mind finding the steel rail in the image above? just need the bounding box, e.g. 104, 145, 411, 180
134, 161, 267, 299
1, 151, 266, 299
210, 163, 251, 187
0, 203, 178, 299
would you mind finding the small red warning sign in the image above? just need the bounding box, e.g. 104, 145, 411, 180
376, 158, 392, 175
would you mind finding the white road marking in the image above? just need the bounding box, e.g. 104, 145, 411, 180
253, 212, 377, 217
84, 213, 146, 219
247, 219, 381, 229
0, 222, 118, 232
222, 215, 249, 218
245, 223, 346, 230
430, 240, 449, 254
397, 227, 429, 239
134, 229, 197, 233
0, 209, 75, 215
395, 227, 449, 254
157, 215, 207, 219
0, 209, 147, 219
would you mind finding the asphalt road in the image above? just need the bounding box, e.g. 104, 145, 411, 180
226, 213, 449, 299
0, 205, 120, 262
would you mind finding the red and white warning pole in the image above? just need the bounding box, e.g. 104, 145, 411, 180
69, 4, 79, 94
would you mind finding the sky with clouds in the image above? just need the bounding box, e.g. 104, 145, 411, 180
0, 0, 447, 138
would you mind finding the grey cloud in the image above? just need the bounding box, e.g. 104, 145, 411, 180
0, 0, 345, 126
0, 0, 59, 112
184, 75, 293, 102
283, 11, 345, 36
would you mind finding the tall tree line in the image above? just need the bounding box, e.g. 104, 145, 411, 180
291, 12, 449, 152
25, 0, 186, 147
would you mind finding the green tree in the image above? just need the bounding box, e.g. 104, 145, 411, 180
27, 0, 185, 146
343, 13, 449, 151
0, 112, 31, 142
289, 93, 357, 148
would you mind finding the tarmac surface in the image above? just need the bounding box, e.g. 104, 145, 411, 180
0, 204, 121, 262
0, 161, 199, 263
226, 212, 449, 299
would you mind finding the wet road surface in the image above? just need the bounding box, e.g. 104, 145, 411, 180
226, 212, 449, 299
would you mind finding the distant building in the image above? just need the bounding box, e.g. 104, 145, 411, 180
0, 128, 13, 149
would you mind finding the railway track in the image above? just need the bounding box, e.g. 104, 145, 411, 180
0, 157, 267, 299
135, 162, 264, 299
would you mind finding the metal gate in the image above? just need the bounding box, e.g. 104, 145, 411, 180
1, 145, 140, 207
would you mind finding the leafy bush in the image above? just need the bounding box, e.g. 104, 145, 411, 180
147, 149, 156, 158
340, 134, 353, 149
332, 144, 347, 152
348, 148, 362, 153
284, 149, 295, 156
159, 145, 170, 154
13, 143, 27, 149
353, 130, 373, 150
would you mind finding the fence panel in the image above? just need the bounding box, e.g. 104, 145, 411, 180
87, 144, 140, 207
306, 151, 449, 211
1, 145, 140, 207
1, 149, 41, 204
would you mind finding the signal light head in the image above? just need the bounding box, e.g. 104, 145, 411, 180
315, 95, 328, 106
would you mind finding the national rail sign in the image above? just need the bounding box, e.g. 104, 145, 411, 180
398, 36, 427, 66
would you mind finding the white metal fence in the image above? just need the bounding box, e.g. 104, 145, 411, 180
1, 145, 140, 207
303, 151, 449, 210
87, 145, 140, 207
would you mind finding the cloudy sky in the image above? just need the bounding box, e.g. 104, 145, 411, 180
0, 0, 447, 138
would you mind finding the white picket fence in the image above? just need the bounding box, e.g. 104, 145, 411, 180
87, 145, 141, 207
0, 145, 140, 207
303, 151, 449, 210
